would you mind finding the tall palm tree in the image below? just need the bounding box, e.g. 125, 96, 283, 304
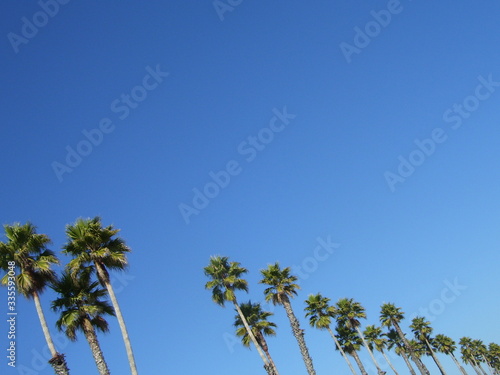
0, 223, 70, 375
204, 256, 276, 375
304, 293, 357, 375
260, 262, 316, 375
51, 270, 114, 375
386, 328, 417, 375
62, 217, 138, 375
364, 325, 399, 375
461, 337, 485, 375
380, 303, 429, 375
336, 325, 368, 375
410, 316, 447, 375
433, 334, 468, 375
472, 340, 494, 375
487, 343, 500, 375
234, 301, 279, 374
336, 298, 386, 375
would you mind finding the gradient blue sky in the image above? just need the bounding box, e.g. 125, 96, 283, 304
1, 1, 500, 374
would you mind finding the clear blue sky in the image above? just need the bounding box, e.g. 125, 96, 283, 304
1, 1, 500, 374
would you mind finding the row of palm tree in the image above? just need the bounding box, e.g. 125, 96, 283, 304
0, 218, 138, 375
204, 256, 499, 375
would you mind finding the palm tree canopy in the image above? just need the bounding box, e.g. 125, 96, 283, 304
0, 223, 59, 298
336, 326, 362, 354
304, 293, 337, 329
432, 334, 456, 354
335, 298, 366, 329
364, 325, 387, 352
234, 301, 277, 347
380, 303, 405, 327
63, 217, 130, 281
204, 256, 249, 306
410, 316, 433, 342
51, 270, 115, 341
259, 262, 300, 306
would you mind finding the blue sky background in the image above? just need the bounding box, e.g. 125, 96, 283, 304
1, 1, 500, 374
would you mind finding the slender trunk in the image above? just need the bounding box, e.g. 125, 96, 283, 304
381, 350, 399, 375
355, 326, 386, 375
481, 355, 494, 375
351, 350, 368, 375
257, 331, 279, 375
470, 360, 483, 375
392, 321, 427, 375
399, 347, 417, 375
33, 291, 71, 375
282, 297, 316, 375
327, 327, 357, 375
478, 363, 489, 375
450, 353, 468, 375
82, 318, 111, 375
96, 263, 138, 375
424, 338, 447, 375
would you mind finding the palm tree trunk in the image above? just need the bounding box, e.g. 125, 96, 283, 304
450, 353, 468, 375
392, 321, 428, 375
282, 298, 316, 375
82, 318, 111, 375
232, 300, 273, 371
95, 263, 138, 375
257, 331, 279, 375
481, 355, 494, 375
478, 363, 489, 375
424, 338, 447, 375
381, 350, 399, 375
33, 291, 70, 375
399, 348, 417, 375
351, 350, 368, 375
327, 327, 357, 375
355, 326, 386, 375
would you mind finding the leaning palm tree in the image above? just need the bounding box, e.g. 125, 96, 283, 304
410, 316, 447, 375
234, 301, 279, 374
337, 325, 368, 375
336, 298, 386, 375
0, 223, 70, 375
51, 270, 114, 375
62, 217, 137, 375
305, 293, 357, 375
472, 340, 493, 375
260, 262, 316, 375
461, 337, 485, 375
487, 343, 500, 375
204, 256, 276, 375
380, 303, 429, 375
364, 325, 399, 375
433, 334, 468, 375
386, 328, 417, 375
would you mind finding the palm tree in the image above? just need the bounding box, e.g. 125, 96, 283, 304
472, 340, 494, 375
386, 328, 417, 375
410, 316, 447, 375
234, 301, 279, 374
62, 217, 138, 375
364, 325, 399, 375
461, 337, 485, 375
51, 270, 114, 375
487, 343, 500, 375
305, 293, 357, 375
433, 334, 468, 375
0, 223, 70, 375
337, 325, 368, 375
204, 256, 276, 375
260, 262, 316, 375
380, 303, 429, 375
336, 298, 386, 375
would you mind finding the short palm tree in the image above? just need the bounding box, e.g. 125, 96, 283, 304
380, 303, 429, 375
51, 270, 114, 375
260, 262, 316, 375
63, 217, 138, 375
336, 298, 386, 375
234, 301, 279, 374
204, 256, 276, 375
0, 223, 70, 375
364, 325, 399, 375
386, 328, 416, 375
410, 316, 447, 375
433, 334, 468, 375
304, 293, 357, 375
336, 325, 368, 375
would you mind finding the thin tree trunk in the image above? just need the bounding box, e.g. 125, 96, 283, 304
327, 327, 357, 375
351, 350, 368, 375
392, 321, 428, 375
381, 350, 399, 375
424, 338, 447, 375
83, 318, 111, 375
257, 331, 279, 375
282, 298, 316, 375
450, 353, 468, 375
478, 363, 489, 375
355, 326, 386, 375
33, 291, 70, 375
399, 347, 417, 375
471, 364, 484, 375
481, 355, 494, 375
96, 263, 138, 375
